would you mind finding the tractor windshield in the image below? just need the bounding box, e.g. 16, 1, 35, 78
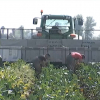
45, 19, 70, 34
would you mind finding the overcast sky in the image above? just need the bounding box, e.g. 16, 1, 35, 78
0, 0, 100, 36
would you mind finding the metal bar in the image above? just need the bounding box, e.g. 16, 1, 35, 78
25, 47, 26, 61
83, 47, 86, 62
69, 48, 70, 54
7, 29, 9, 39
87, 48, 89, 62
43, 48, 44, 55
21, 47, 22, 59
39, 47, 40, 55
0, 29, 1, 39
47, 47, 48, 54
0, 28, 37, 30
78, 30, 79, 40
21, 29, 23, 39
31, 29, 33, 38
65, 48, 66, 64
1, 28, 100, 31
0, 47, 99, 50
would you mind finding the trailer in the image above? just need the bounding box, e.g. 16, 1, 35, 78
0, 10, 99, 65
0, 39, 100, 64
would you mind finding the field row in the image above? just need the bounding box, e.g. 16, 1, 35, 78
0, 60, 100, 100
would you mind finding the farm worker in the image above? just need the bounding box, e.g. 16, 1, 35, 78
55, 22, 60, 26
32, 55, 46, 78
49, 22, 61, 35
32, 54, 50, 78
66, 52, 85, 73
44, 53, 51, 66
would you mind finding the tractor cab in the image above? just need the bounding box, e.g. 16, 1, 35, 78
33, 10, 83, 39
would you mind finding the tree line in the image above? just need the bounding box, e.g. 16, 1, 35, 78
75, 14, 96, 40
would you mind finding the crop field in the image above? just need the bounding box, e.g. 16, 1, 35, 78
0, 60, 100, 100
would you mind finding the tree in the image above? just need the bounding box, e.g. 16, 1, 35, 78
19, 25, 24, 39
97, 34, 100, 40
84, 17, 96, 40
24, 30, 32, 39
14, 25, 24, 39
74, 14, 84, 36
94, 34, 100, 40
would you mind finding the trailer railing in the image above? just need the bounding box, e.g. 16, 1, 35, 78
0, 28, 100, 40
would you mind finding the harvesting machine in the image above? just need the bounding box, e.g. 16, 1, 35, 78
0, 10, 100, 65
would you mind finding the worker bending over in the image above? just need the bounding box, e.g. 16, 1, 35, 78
32, 54, 50, 78
66, 52, 85, 73
32, 55, 46, 78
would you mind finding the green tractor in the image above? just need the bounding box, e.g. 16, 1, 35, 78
33, 10, 83, 39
